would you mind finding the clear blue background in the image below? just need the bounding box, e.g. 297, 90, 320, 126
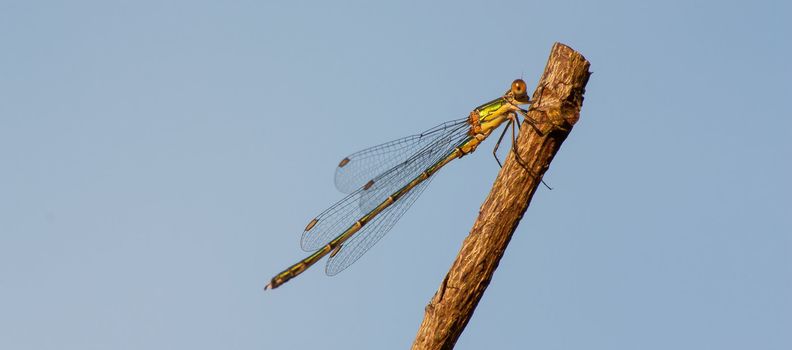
1, 1, 790, 349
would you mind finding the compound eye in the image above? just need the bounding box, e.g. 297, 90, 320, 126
511, 79, 526, 96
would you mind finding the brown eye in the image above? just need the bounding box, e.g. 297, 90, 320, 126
511, 79, 526, 95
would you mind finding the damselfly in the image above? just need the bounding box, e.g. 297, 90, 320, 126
265, 79, 547, 289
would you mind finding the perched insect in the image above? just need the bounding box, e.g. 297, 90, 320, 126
266, 79, 547, 289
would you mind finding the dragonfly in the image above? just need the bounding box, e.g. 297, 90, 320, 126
265, 79, 548, 290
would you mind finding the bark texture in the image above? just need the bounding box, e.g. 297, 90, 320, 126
411, 43, 591, 350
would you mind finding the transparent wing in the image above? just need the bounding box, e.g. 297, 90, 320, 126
357, 121, 469, 213
325, 176, 434, 276
301, 120, 470, 253
334, 118, 468, 194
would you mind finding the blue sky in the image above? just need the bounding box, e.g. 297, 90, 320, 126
1, 1, 790, 349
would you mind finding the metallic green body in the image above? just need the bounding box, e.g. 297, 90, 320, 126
265, 81, 532, 290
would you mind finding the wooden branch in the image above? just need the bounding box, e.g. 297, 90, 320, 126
411, 43, 591, 350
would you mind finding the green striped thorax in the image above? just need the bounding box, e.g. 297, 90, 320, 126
473, 79, 530, 135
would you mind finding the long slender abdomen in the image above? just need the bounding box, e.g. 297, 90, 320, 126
266, 140, 479, 290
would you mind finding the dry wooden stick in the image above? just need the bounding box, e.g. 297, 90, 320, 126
411, 43, 591, 350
